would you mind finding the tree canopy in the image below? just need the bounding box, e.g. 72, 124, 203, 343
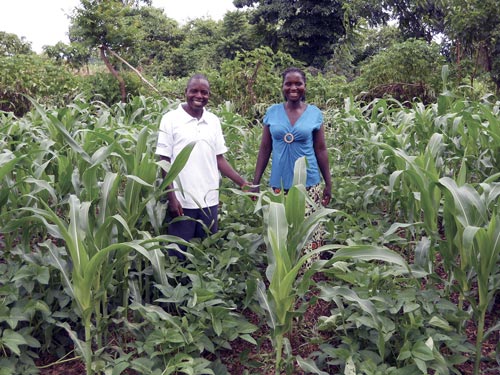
0, 31, 33, 56
234, 0, 350, 68
2, 0, 500, 108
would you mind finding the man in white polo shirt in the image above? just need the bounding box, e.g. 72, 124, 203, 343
156, 73, 248, 258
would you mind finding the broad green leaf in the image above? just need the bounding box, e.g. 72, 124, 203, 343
159, 141, 196, 189
266, 201, 290, 279
429, 316, 453, 331
319, 285, 380, 324
57, 322, 90, 361
256, 279, 276, 331
28, 97, 92, 163
111, 362, 130, 375
24, 177, 57, 203
0, 151, 23, 181
328, 244, 408, 269
439, 177, 487, 227
1, 330, 27, 356
90, 143, 115, 167
296, 356, 329, 375
411, 341, 435, 361
285, 186, 306, 251
292, 156, 307, 186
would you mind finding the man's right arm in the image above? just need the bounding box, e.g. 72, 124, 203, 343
160, 155, 183, 217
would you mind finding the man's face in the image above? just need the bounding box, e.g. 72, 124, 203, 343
185, 79, 210, 112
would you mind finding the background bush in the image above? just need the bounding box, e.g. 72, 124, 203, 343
0, 54, 78, 116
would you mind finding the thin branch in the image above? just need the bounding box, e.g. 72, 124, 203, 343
106, 47, 161, 94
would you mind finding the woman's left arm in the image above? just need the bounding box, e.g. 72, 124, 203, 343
313, 125, 332, 206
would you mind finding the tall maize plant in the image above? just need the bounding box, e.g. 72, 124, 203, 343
256, 157, 411, 374
374, 133, 445, 271
439, 177, 500, 375
0, 97, 194, 375
256, 157, 335, 373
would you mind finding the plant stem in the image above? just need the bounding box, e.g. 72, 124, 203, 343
36, 351, 81, 369
85, 315, 92, 375
473, 309, 485, 375
275, 333, 283, 375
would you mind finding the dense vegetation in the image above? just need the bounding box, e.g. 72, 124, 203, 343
2, 0, 500, 114
0, 1, 499, 374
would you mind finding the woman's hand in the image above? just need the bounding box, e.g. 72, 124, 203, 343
321, 186, 331, 207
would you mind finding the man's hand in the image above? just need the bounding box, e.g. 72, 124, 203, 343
168, 195, 183, 217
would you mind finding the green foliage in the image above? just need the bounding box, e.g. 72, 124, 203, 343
347, 0, 446, 42
254, 163, 336, 373
1, 96, 195, 375
0, 96, 262, 373
78, 70, 154, 105
439, 177, 500, 374
212, 47, 300, 117
130, 6, 185, 77
217, 11, 260, 61
315, 263, 470, 374
69, 0, 144, 51
0, 31, 33, 56
69, 0, 159, 102
0, 259, 48, 374
1, 78, 499, 374
354, 39, 445, 103
0, 54, 78, 116
352, 25, 405, 67
43, 41, 91, 71
234, 0, 349, 68
446, 0, 500, 91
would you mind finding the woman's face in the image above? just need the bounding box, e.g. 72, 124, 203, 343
282, 71, 306, 102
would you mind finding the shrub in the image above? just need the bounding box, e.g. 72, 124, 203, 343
352, 39, 445, 104
0, 54, 78, 116
78, 70, 158, 106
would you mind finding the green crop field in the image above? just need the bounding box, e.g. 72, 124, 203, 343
1, 88, 499, 375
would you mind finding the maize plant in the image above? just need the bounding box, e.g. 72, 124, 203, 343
439, 177, 500, 375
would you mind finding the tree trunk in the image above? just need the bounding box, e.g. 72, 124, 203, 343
99, 45, 127, 103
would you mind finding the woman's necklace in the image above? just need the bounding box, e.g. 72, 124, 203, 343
283, 102, 306, 143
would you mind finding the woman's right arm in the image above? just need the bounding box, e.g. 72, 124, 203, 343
252, 126, 272, 191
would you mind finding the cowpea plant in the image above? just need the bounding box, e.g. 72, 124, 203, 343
314, 259, 470, 375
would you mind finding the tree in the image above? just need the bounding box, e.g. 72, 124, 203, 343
43, 42, 91, 72
234, 0, 350, 68
217, 11, 259, 61
324, 23, 404, 80
174, 18, 222, 76
445, 0, 500, 92
346, 0, 446, 42
131, 6, 185, 77
0, 31, 33, 56
69, 0, 148, 102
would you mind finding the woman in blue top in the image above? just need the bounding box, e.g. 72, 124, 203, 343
252, 67, 332, 207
